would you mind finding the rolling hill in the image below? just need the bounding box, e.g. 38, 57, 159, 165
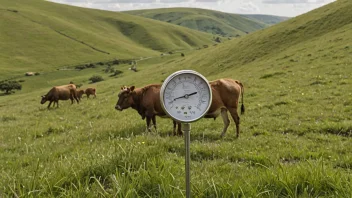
125, 8, 288, 37
0, 0, 351, 197
241, 14, 290, 25
0, 0, 215, 80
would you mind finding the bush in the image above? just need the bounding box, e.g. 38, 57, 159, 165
215, 37, 221, 43
75, 65, 86, 70
0, 80, 22, 94
89, 75, 104, 83
110, 70, 123, 77
86, 63, 95, 68
76, 83, 83, 88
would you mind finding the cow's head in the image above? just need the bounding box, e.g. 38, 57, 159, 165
40, 95, 47, 104
115, 86, 135, 111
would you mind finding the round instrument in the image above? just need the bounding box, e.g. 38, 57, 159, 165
160, 70, 212, 123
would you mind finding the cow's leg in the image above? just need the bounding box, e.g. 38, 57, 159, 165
220, 109, 230, 138
74, 95, 79, 104
146, 117, 152, 132
228, 107, 240, 138
56, 100, 59, 108
152, 115, 157, 132
173, 120, 177, 135
172, 120, 182, 136
177, 122, 182, 136
47, 101, 53, 109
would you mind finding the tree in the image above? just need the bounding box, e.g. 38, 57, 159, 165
89, 75, 104, 83
0, 80, 22, 94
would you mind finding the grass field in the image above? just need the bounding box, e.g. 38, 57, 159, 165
0, 0, 216, 80
0, 0, 351, 197
125, 8, 288, 37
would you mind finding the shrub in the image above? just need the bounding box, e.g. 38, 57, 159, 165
110, 70, 123, 77
75, 65, 86, 70
86, 63, 95, 68
0, 80, 22, 94
89, 75, 104, 83
215, 37, 221, 43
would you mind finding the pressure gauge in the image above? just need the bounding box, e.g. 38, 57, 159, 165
160, 70, 212, 123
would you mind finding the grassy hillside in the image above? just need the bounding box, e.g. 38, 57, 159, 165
241, 14, 290, 25
0, 0, 351, 197
125, 8, 282, 37
0, 0, 214, 80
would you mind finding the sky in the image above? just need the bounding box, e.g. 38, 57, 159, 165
48, 0, 336, 17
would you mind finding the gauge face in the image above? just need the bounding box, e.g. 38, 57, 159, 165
161, 70, 212, 123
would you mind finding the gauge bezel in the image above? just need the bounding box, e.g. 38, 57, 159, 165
160, 70, 212, 123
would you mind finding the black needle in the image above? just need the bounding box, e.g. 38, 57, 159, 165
173, 92, 197, 101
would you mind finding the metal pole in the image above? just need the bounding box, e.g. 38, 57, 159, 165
182, 123, 191, 198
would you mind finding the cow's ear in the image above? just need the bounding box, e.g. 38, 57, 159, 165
130, 86, 135, 92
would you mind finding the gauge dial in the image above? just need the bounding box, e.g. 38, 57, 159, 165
160, 70, 212, 123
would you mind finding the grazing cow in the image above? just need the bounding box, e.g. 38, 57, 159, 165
115, 84, 183, 135
205, 79, 244, 138
41, 84, 79, 108
85, 88, 96, 98
76, 89, 85, 101
172, 79, 244, 137
115, 79, 245, 137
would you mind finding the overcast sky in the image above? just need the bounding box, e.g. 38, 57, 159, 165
48, 0, 336, 17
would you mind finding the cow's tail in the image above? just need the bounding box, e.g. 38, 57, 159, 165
237, 81, 245, 115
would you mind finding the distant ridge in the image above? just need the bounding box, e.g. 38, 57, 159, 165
0, 0, 215, 79
125, 8, 288, 37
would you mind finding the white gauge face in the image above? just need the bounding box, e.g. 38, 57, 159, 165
161, 70, 212, 123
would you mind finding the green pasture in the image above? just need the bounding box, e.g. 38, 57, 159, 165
125, 8, 288, 37
0, 0, 215, 80
0, 0, 352, 197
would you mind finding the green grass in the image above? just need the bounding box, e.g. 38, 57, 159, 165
125, 8, 287, 37
0, 0, 215, 80
241, 14, 290, 26
0, 0, 352, 197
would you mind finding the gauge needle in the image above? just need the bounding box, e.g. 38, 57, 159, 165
173, 92, 197, 101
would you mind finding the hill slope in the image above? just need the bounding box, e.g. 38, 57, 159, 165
125, 8, 286, 37
241, 14, 290, 25
0, 0, 214, 79
0, 0, 352, 197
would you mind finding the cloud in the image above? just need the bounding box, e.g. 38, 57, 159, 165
238, 1, 260, 13
195, 0, 219, 2
262, 0, 333, 4
55, 0, 156, 3
160, 0, 189, 3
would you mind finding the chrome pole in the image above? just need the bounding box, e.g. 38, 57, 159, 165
182, 123, 191, 198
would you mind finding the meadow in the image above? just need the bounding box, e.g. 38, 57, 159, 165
1, 0, 352, 197
125, 8, 288, 37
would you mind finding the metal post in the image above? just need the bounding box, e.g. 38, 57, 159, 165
182, 123, 191, 198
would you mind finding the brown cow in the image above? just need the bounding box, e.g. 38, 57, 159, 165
76, 89, 85, 101
41, 84, 79, 108
115, 84, 183, 135
85, 88, 96, 99
116, 78, 245, 137
173, 79, 244, 137
205, 79, 244, 138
